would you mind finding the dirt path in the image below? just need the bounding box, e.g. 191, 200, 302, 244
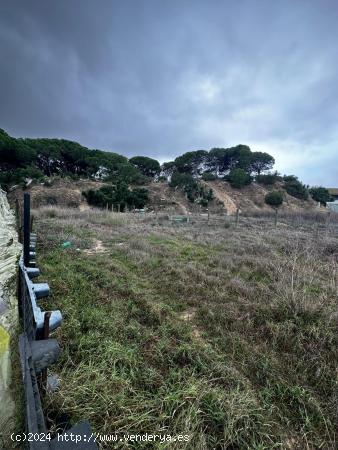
203, 181, 238, 214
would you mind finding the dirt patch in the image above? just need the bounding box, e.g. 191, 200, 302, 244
83, 239, 109, 255
202, 181, 238, 214
180, 307, 205, 343
7, 179, 104, 210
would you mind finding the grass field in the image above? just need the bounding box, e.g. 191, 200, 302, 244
34, 208, 338, 449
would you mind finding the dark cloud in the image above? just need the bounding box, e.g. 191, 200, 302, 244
0, 0, 337, 184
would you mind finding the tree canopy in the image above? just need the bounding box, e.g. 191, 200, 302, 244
83, 183, 149, 211
309, 186, 332, 205
0, 129, 145, 189
129, 156, 161, 178
227, 168, 252, 188
265, 191, 283, 208
283, 175, 309, 200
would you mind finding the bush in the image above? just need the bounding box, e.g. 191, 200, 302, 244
284, 176, 308, 200
265, 191, 283, 208
227, 168, 252, 188
309, 186, 332, 205
83, 183, 149, 210
256, 173, 278, 185
202, 172, 217, 181
129, 156, 160, 178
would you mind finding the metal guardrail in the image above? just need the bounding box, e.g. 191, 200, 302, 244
18, 193, 98, 449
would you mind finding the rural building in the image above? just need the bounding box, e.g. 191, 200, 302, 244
328, 188, 338, 201
327, 201, 338, 213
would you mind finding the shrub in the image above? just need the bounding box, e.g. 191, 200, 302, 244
227, 168, 252, 188
256, 173, 278, 185
83, 183, 149, 210
309, 186, 332, 205
202, 172, 217, 181
284, 176, 308, 200
265, 191, 283, 208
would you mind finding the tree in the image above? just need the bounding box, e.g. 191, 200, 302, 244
309, 186, 332, 205
227, 168, 252, 188
283, 175, 309, 200
173, 150, 208, 175
129, 156, 160, 178
206, 148, 229, 174
232, 145, 252, 171
207, 145, 252, 175
83, 183, 149, 210
161, 161, 176, 178
265, 191, 283, 208
250, 152, 275, 175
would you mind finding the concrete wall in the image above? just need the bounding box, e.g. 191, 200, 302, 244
327, 201, 338, 213
0, 189, 21, 436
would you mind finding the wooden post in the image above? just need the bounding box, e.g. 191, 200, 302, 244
207, 209, 210, 223
235, 208, 240, 228
117, 203, 120, 213
274, 208, 278, 227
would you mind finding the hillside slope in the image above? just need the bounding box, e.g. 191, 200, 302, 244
146, 180, 318, 215
8, 178, 319, 215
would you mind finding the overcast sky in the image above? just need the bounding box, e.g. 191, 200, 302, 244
0, 1, 337, 185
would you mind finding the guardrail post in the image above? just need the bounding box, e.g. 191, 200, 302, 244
40, 312, 51, 394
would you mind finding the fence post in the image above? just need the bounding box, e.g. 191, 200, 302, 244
117, 203, 120, 213
23, 193, 30, 267
235, 208, 240, 228
274, 208, 278, 227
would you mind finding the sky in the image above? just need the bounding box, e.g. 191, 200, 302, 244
0, 0, 337, 186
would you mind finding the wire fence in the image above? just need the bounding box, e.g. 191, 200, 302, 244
17, 193, 98, 449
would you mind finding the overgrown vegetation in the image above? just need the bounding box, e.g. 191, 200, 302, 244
34, 208, 338, 449
310, 186, 332, 205
170, 172, 213, 204
0, 128, 145, 189
83, 183, 149, 210
256, 172, 280, 185
0, 127, 325, 208
265, 191, 284, 208
226, 168, 252, 188
283, 175, 309, 200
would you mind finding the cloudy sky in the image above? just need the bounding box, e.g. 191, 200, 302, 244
0, 1, 337, 185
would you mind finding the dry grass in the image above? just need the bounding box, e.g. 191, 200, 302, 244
33, 206, 338, 449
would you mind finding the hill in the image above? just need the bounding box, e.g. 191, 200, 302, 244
0, 127, 329, 214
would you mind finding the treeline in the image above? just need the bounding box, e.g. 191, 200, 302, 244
0, 128, 147, 189
0, 128, 332, 206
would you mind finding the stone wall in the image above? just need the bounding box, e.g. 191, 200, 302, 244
0, 189, 21, 437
